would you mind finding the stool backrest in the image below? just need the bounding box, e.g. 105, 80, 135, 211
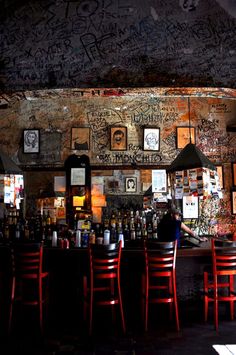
89, 241, 122, 279
212, 239, 236, 275
144, 240, 177, 274
10, 242, 43, 278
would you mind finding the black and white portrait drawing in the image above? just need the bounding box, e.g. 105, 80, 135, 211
143, 127, 160, 151
23, 129, 40, 153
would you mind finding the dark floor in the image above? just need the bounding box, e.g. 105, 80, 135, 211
1, 302, 236, 355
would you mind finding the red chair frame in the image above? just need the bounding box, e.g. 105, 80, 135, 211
204, 239, 236, 331
8, 242, 49, 335
142, 240, 179, 332
83, 241, 126, 336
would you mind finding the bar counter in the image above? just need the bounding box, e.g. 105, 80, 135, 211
0, 239, 213, 332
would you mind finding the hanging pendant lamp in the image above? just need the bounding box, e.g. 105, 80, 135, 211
167, 98, 215, 173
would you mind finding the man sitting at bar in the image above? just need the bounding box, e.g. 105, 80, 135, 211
157, 207, 207, 247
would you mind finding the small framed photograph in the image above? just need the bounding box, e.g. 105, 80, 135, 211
110, 126, 127, 151
23, 129, 40, 153
71, 127, 90, 150
232, 190, 236, 215
216, 165, 224, 189
176, 126, 195, 149
232, 163, 236, 186
125, 177, 137, 193
143, 127, 160, 151
182, 195, 199, 219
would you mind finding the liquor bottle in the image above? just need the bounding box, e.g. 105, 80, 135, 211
46, 210, 51, 226
153, 227, 158, 239
135, 210, 141, 226
42, 210, 47, 228
89, 229, 96, 244
24, 220, 30, 240
123, 223, 130, 242
103, 212, 110, 230
122, 211, 128, 229
110, 210, 116, 229
136, 222, 142, 240
117, 210, 123, 229
103, 228, 110, 245
130, 222, 136, 241
141, 210, 146, 230
147, 223, 153, 239
4, 222, 9, 240
110, 226, 117, 243
15, 223, 20, 239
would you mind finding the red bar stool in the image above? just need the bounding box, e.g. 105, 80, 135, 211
203, 239, 236, 331
142, 240, 180, 332
83, 241, 126, 336
8, 242, 49, 335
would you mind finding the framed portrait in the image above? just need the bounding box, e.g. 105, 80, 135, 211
182, 195, 199, 219
143, 127, 160, 151
216, 165, 224, 189
152, 169, 167, 193
176, 126, 195, 149
231, 190, 236, 215
110, 126, 127, 151
232, 162, 236, 186
23, 129, 40, 153
71, 127, 90, 150
125, 177, 137, 193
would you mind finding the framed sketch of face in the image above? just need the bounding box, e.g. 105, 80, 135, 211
110, 126, 127, 151
23, 129, 40, 153
143, 127, 160, 151
176, 126, 195, 149
125, 177, 137, 193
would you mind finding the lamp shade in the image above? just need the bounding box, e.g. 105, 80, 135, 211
167, 143, 216, 173
0, 150, 22, 174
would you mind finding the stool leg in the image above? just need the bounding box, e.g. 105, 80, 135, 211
117, 276, 126, 334
89, 278, 94, 336
173, 273, 180, 331
8, 276, 15, 335
204, 272, 209, 323
145, 275, 149, 332
83, 276, 88, 322
39, 278, 43, 335
214, 277, 219, 331
229, 275, 234, 320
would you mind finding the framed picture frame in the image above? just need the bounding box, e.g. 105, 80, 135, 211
231, 190, 236, 215
23, 129, 40, 153
143, 127, 160, 151
110, 126, 127, 151
71, 127, 90, 150
232, 162, 236, 186
182, 195, 199, 219
216, 165, 224, 189
176, 126, 195, 149
152, 169, 167, 193
125, 177, 137, 193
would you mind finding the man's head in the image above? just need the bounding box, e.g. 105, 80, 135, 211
113, 129, 124, 145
